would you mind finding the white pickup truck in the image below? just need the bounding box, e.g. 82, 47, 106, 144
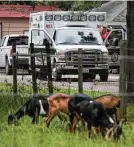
0, 34, 29, 75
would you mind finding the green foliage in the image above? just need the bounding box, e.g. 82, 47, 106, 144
0, 0, 103, 11
46, 1, 102, 11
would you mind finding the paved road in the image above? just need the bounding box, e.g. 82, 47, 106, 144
0, 68, 119, 95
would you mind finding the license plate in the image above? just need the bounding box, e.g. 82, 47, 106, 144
82, 68, 89, 73
95, 64, 108, 69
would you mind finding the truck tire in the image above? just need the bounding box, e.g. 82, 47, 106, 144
83, 74, 89, 80
83, 73, 96, 81
5, 60, 12, 75
55, 73, 62, 81
38, 68, 47, 80
89, 73, 96, 80
99, 70, 108, 82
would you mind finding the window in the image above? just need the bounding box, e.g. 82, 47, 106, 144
31, 29, 51, 46
56, 29, 103, 45
0, 37, 6, 47
80, 15, 87, 21
45, 15, 53, 21
7, 36, 28, 46
71, 15, 79, 21
88, 15, 96, 21
63, 15, 70, 21
97, 15, 105, 21
54, 15, 61, 21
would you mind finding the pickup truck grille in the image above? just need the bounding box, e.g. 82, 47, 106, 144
66, 50, 102, 64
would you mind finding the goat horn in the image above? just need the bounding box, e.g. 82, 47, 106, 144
118, 118, 124, 127
105, 128, 114, 141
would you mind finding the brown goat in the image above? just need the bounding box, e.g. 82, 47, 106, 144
95, 94, 120, 109
95, 94, 120, 123
45, 93, 70, 127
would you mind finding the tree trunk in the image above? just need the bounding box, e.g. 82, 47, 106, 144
126, 1, 134, 101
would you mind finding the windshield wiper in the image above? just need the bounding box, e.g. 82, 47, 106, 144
57, 42, 78, 45
79, 41, 101, 45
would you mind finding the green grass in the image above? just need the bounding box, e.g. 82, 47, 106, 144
0, 82, 134, 147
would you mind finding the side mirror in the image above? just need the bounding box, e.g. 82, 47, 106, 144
106, 42, 109, 47
112, 38, 119, 46
43, 38, 53, 46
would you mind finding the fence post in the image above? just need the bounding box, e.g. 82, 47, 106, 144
30, 43, 38, 94
12, 42, 17, 95
119, 40, 128, 119
78, 48, 83, 93
45, 40, 53, 94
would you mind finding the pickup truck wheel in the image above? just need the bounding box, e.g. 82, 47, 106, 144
89, 73, 96, 80
99, 70, 108, 82
83, 74, 89, 80
55, 74, 62, 81
38, 68, 47, 79
5, 60, 12, 75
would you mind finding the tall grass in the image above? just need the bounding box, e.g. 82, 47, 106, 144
0, 82, 134, 147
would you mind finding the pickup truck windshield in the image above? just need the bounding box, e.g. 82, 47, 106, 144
7, 36, 28, 46
56, 29, 103, 45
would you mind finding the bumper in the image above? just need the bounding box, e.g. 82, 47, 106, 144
109, 62, 119, 69
56, 63, 109, 74
10, 58, 29, 67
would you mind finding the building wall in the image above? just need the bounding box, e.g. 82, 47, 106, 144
0, 17, 29, 38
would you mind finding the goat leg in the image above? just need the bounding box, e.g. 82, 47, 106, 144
87, 123, 92, 138
46, 111, 57, 128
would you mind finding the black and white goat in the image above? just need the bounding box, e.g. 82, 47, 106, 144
8, 94, 50, 124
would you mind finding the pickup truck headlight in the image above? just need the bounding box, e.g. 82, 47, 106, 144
103, 52, 108, 62
57, 51, 65, 61
65, 51, 73, 61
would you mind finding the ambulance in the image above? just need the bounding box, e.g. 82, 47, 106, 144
29, 11, 109, 81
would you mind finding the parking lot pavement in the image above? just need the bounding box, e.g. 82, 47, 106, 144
0, 69, 119, 95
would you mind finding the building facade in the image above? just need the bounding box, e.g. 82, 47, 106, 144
0, 4, 58, 38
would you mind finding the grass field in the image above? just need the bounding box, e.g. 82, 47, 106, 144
0, 83, 134, 147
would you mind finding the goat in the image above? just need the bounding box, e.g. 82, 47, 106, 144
68, 99, 115, 138
8, 94, 50, 124
46, 93, 71, 127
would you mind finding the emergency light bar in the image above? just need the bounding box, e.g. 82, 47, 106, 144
45, 14, 105, 22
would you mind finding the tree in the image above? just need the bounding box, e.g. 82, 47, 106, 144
126, 1, 134, 100
0, 0, 104, 11
42, 1, 103, 11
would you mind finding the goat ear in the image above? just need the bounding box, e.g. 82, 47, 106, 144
8, 114, 13, 118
